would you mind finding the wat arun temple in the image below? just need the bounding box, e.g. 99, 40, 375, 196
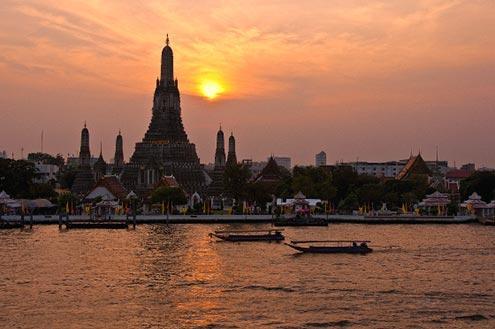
121, 36, 207, 195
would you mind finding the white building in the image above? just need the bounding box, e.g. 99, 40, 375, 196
346, 158, 449, 178
34, 162, 59, 183
272, 156, 291, 170
315, 151, 327, 167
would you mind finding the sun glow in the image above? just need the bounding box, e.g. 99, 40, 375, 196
200, 80, 224, 100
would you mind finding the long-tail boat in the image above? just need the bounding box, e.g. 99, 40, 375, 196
209, 229, 285, 242
285, 240, 372, 254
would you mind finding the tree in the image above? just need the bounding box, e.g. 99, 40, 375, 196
0, 159, 37, 198
27, 152, 64, 167
223, 163, 251, 200
338, 192, 359, 212
460, 171, 495, 202
291, 166, 336, 200
58, 167, 78, 189
151, 186, 187, 205
28, 183, 57, 200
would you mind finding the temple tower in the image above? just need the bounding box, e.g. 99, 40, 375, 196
121, 36, 206, 195
113, 130, 124, 172
79, 122, 91, 167
214, 126, 226, 168
71, 123, 95, 195
94, 142, 107, 181
161, 34, 174, 85
226, 132, 237, 166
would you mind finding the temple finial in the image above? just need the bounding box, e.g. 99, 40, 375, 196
100, 141, 103, 156
84, 120, 86, 128
166, 34, 169, 46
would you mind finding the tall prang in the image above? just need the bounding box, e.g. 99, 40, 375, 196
207, 126, 226, 196
214, 126, 226, 168
71, 123, 95, 195
121, 35, 207, 195
112, 130, 124, 174
226, 132, 237, 166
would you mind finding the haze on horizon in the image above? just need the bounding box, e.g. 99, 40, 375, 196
0, 0, 494, 167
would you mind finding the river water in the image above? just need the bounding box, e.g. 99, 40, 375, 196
0, 224, 494, 328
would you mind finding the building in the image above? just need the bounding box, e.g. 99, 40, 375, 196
33, 162, 59, 184
315, 151, 327, 167
66, 156, 99, 168
346, 154, 448, 179
255, 157, 285, 183
112, 131, 124, 175
0, 151, 7, 159
85, 176, 128, 202
206, 126, 226, 197
226, 132, 237, 166
444, 169, 471, 194
396, 153, 431, 180
93, 144, 108, 182
121, 36, 207, 196
272, 156, 291, 171
71, 123, 96, 195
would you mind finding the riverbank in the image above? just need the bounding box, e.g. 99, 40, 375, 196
0, 214, 477, 225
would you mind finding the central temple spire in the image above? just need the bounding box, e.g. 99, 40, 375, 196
161, 33, 174, 83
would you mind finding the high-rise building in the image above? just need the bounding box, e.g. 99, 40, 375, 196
315, 151, 327, 167
121, 36, 207, 195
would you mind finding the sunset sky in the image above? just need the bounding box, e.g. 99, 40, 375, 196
1, 0, 494, 166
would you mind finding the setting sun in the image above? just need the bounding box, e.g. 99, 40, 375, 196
200, 80, 224, 100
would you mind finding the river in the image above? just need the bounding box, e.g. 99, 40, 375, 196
0, 224, 494, 328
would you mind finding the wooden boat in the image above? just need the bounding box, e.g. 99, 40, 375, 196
273, 216, 328, 227
285, 240, 372, 254
209, 229, 285, 242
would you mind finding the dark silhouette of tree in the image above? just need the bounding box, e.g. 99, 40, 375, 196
223, 163, 251, 200
151, 186, 187, 205
460, 171, 495, 202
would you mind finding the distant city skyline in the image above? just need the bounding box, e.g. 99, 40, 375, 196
1, 1, 494, 167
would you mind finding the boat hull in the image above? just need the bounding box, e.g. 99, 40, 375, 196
273, 218, 328, 227
286, 243, 372, 254
213, 233, 285, 242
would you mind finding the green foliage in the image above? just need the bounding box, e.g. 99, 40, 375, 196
27, 152, 64, 167
246, 182, 274, 206
58, 167, 77, 189
223, 163, 251, 200
338, 192, 359, 212
28, 183, 57, 200
460, 171, 495, 202
151, 186, 187, 205
0, 159, 38, 198
58, 192, 78, 210
290, 166, 337, 200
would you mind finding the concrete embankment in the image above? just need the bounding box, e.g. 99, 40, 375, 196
324, 215, 476, 224
0, 214, 478, 225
